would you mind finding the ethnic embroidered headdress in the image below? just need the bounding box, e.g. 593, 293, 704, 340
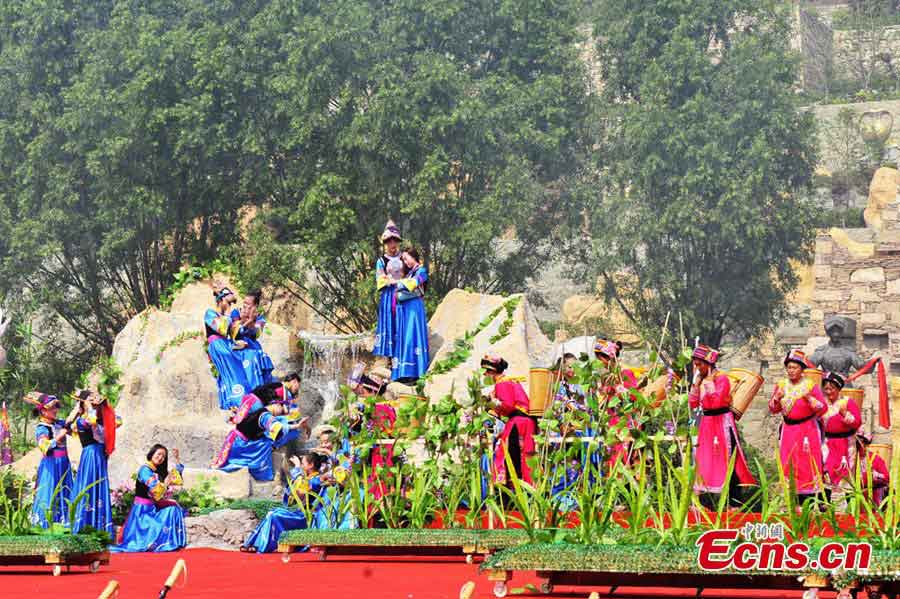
23, 391, 59, 411
784, 349, 811, 369
692, 344, 719, 365
823, 371, 845, 390
857, 431, 873, 446
214, 287, 235, 303
481, 354, 509, 374
381, 219, 402, 242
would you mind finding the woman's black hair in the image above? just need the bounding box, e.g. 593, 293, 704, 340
283, 372, 300, 383
146, 443, 169, 482
403, 246, 421, 263
302, 451, 328, 472
553, 352, 577, 372
247, 289, 263, 306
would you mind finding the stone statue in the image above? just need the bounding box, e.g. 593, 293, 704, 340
809, 315, 866, 382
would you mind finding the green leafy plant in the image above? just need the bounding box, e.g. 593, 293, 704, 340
174, 476, 226, 515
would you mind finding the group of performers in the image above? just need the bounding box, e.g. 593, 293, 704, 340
22, 217, 893, 558
476, 340, 890, 512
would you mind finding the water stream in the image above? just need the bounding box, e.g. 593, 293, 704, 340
297, 331, 371, 426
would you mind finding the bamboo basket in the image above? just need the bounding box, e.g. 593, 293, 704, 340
840, 387, 865, 411
528, 368, 552, 416
803, 368, 824, 388
726, 368, 764, 420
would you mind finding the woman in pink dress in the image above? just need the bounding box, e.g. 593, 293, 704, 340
689, 345, 756, 508
769, 349, 827, 502
594, 339, 638, 471
484, 355, 536, 485
819, 371, 861, 501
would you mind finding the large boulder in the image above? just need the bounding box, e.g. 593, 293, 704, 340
105, 304, 310, 487
424, 290, 552, 404
864, 167, 899, 231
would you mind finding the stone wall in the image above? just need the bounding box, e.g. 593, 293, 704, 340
798, 7, 835, 95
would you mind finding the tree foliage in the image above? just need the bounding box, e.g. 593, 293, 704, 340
584, 0, 818, 352
0, 0, 591, 347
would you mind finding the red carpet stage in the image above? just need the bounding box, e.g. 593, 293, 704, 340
0, 549, 839, 598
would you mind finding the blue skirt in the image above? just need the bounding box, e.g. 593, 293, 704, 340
373, 288, 397, 357
241, 340, 276, 386
31, 454, 74, 528
243, 507, 309, 553
392, 297, 429, 380
111, 499, 186, 553
72, 443, 113, 534
218, 435, 274, 481
208, 338, 251, 410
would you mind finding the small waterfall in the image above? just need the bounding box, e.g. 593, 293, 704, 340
297, 331, 371, 425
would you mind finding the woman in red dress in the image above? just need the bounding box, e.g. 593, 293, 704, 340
594, 339, 638, 471
689, 344, 756, 508
483, 355, 536, 485
819, 371, 861, 502
769, 349, 827, 503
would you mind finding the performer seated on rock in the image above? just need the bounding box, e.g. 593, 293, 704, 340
231, 374, 310, 442
241, 452, 331, 553
213, 401, 309, 481
819, 371, 861, 503
689, 344, 757, 509
71, 389, 121, 535
205, 283, 253, 410
593, 339, 639, 472
112, 444, 186, 553
231, 288, 277, 389
855, 432, 889, 507
483, 354, 535, 485
25, 392, 76, 528
769, 350, 827, 504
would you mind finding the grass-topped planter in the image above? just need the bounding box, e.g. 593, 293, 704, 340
276, 528, 528, 563
479, 543, 882, 599
0, 534, 110, 576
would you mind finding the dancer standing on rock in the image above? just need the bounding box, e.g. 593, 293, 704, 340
374, 220, 406, 366
205, 283, 252, 410
26, 392, 76, 528
112, 444, 186, 553
392, 247, 429, 383
819, 371, 861, 502
689, 345, 757, 508
769, 349, 827, 503
71, 389, 120, 534
483, 355, 535, 485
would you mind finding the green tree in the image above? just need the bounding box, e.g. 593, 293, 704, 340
235, 0, 591, 332
584, 0, 818, 352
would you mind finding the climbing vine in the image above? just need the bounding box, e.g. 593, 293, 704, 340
158, 260, 241, 311
489, 296, 521, 344
155, 330, 205, 363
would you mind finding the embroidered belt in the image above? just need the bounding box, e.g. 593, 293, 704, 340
702, 407, 731, 416
50, 449, 68, 458
783, 414, 815, 426
825, 430, 856, 439
133, 496, 155, 506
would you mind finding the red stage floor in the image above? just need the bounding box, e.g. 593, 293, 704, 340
0, 549, 839, 598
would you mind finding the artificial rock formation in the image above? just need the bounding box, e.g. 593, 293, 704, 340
424, 289, 553, 405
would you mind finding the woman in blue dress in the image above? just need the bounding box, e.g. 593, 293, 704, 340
374, 220, 406, 362
241, 452, 328, 553
205, 284, 251, 410
392, 247, 430, 382
71, 389, 120, 534
231, 289, 276, 388
213, 401, 308, 481
25, 392, 75, 528
112, 444, 186, 553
